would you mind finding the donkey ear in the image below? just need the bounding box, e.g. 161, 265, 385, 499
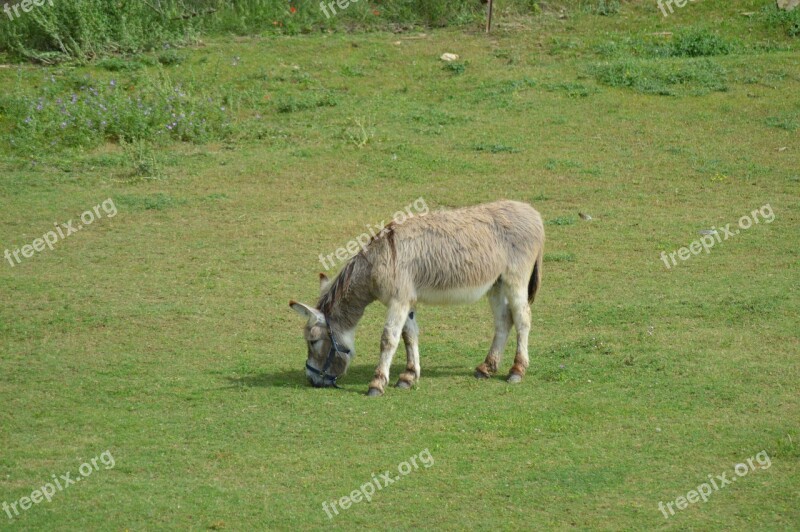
319, 273, 331, 294
289, 300, 324, 325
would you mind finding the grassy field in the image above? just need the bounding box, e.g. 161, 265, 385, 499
1, 0, 799, 530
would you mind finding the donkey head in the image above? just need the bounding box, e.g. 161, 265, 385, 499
289, 275, 353, 388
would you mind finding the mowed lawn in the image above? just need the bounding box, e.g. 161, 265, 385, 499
1, 1, 798, 530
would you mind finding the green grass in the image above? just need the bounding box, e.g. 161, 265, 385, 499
590, 57, 729, 95
1, 1, 799, 530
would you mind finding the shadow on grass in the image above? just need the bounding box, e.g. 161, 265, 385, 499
224, 364, 470, 394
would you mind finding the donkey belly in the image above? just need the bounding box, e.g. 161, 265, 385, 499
416, 281, 495, 305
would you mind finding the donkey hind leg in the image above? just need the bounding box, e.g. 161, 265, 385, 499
475, 283, 513, 379
368, 300, 411, 397
505, 282, 531, 383
396, 311, 420, 389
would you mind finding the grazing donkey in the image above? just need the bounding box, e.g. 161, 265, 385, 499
290, 200, 544, 396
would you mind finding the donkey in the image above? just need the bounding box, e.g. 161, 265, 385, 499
289, 200, 544, 396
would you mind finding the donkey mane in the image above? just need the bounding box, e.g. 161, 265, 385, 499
317, 223, 397, 316
317, 259, 356, 316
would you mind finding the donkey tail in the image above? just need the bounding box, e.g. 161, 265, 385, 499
528, 246, 543, 303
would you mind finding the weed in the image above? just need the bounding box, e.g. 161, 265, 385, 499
97, 57, 147, 72
120, 138, 163, 179
593, 30, 739, 60
4, 71, 232, 152
583, 0, 620, 16
115, 192, 183, 211
544, 82, 597, 97
341, 65, 366, 77
765, 114, 799, 132
158, 50, 185, 66
472, 143, 519, 153
760, 4, 800, 37
344, 117, 376, 148
546, 216, 577, 226
670, 29, 734, 57
409, 109, 469, 127
443, 61, 467, 75
544, 252, 576, 262
275, 92, 338, 113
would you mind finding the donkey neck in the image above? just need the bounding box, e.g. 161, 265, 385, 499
318, 255, 375, 332
329, 298, 369, 334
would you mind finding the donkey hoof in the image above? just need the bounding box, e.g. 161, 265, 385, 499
507, 373, 523, 384
367, 387, 384, 397
474, 370, 491, 379
395, 380, 412, 389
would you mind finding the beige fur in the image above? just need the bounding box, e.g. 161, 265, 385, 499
290, 200, 544, 396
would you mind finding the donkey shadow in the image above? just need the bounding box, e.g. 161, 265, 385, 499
224, 364, 469, 394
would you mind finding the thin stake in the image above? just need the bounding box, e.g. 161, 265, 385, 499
486, 0, 494, 33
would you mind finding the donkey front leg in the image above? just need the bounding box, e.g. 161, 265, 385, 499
368, 301, 411, 396
396, 311, 420, 389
